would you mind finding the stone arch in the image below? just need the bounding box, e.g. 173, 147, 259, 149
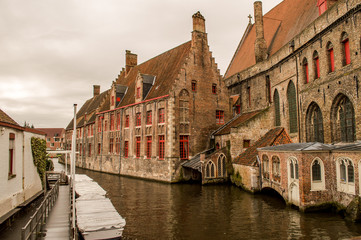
305, 102, 324, 143
330, 94, 355, 143
274, 89, 281, 127
287, 81, 298, 133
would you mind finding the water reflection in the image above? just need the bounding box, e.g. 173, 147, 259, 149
70, 165, 361, 240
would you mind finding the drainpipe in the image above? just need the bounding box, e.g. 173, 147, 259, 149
22, 130, 25, 195
256, 155, 262, 189
100, 115, 104, 172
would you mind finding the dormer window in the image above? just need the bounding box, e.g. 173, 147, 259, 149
317, 0, 327, 15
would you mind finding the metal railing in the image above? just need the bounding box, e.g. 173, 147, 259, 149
21, 179, 60, 240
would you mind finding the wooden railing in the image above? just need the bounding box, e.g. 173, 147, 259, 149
21, 179, 60, 240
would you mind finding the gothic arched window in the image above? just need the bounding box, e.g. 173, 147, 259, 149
287, 81, 298, 133
306, 102, 324, 143
331, 94, 355, 143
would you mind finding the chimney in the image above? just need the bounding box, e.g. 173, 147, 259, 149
93, 85, 100, 97
254, 1, 267, 63
125, 50, 137, 75
192, 11, 205, 33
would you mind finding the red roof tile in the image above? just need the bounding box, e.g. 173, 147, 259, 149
0, 109, 19, 126
225, 0, 319, 78
36, 128, 64, 138
233, 127, 292, 166
116, 41, 192, 106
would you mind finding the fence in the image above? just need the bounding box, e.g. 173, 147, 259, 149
21, 179, 60, 240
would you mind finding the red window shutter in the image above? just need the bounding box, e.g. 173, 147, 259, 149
304, 63, 309, 83
315, 57, 320, 78
124, 141, 128, 158
146, 136, 152, 158
110, 114, 114, 131
136, 137, 141, 158
344, 39, 351, 65
329, 48, 335, 72
159, 135, 165, 159
136, 113, 141, 126
180, 135, 189, 160
88, 143, 91, 157
159, 108, 165, 123
117, 113, 120, 130
125, 115, 129, 127
137, 87, 141, 98
236, 105, 241, 114
146, 111, 152, 125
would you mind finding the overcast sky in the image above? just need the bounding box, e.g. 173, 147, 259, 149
0, 0, 283, 128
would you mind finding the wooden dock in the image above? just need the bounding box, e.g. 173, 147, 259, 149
43, 185, 70, 239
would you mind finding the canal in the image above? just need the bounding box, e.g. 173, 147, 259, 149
63, 162, 361, 239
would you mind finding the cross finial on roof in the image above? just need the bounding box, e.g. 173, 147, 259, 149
248, 14, 252, 24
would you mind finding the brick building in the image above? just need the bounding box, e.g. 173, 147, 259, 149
222, 0, 361, 156
36, 128, 65, 151
65, 12, 230, 182
258, 142, 361, 211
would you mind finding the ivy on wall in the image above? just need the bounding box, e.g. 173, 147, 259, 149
31, 137, 48, 183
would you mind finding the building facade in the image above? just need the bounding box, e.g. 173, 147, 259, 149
65, 12, 230, 182
0, 109, 44, 220
36, 128, 65, 151
223, 0, 360, 149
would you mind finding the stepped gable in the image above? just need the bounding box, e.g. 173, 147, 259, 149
213, 110, 263, 136
116, 41, 192, 106
0, 109, 20, 126
233, 127, 292, 166
225, 0, 319, 78
66, 90, 109, 130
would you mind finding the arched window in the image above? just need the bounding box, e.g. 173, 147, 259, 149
311, 158, 325, 190
313, 51, 320, 79
337, 157, 355, 194
327, 42, 335, 72
306, 102, 324, 143
341, 32, 351, 66
289, 157, 298, 180
205, 161, 215, 178
217, 154, 226, 177
179, 89, 190, 123
274, 89, 281, 126
262, 155, 270, 179
287, 81, 298, 133
303, 58, 309, 84
272, 156, 281, 182
312, 160, 321, 181
331, 94, 355, 143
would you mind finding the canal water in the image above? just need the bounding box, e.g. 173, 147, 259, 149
68, 163, 361, 239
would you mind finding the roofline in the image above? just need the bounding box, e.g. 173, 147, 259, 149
224, 23, 253, 78
0, 121, 24, 131
97, 94, 169, 115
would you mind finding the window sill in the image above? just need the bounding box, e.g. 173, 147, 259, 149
8, 174, 16, 180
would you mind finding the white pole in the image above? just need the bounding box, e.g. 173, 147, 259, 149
71, 104, 77, 238
65, 153, 68, 175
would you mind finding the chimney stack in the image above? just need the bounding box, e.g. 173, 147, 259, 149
125, 50, 137, 75
93, 85, 100, 97
254, 1, 267, 63
192, 11, 205, 33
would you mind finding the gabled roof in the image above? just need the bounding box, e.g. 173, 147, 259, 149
36, 128, 64, 138
234, 127, 292, 166
225, 0, 320, 78
116, 41, 192, 106
213, 110, 263, 136
66, 90, 109, 130
0, 109, 19, 126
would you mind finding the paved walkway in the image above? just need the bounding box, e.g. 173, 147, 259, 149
43, 185, 70, 239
